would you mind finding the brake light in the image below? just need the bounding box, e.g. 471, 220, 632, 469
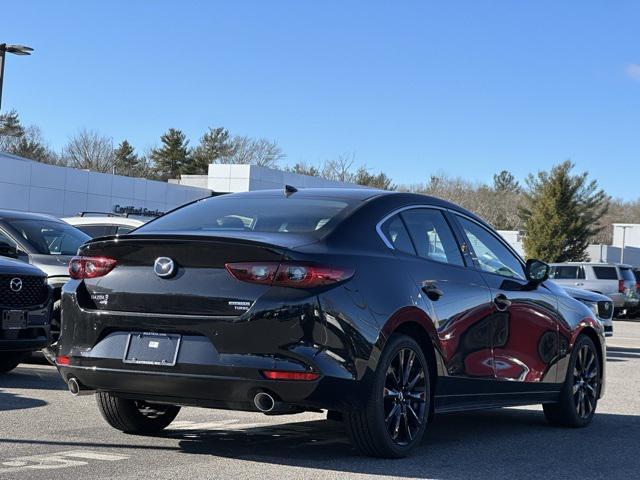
619, 279, 625, 293
262, 370, 320, 381
56, 355, 71, 366
225, 262, 353, 288
69, 256, 117, 279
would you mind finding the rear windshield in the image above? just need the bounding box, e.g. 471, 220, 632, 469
138, 195, 354, 236
620, 267, 636, 282
592, 266, 618, 280
9, 219, 90, 255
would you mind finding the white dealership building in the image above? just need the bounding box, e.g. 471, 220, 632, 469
0, 152, 361, 219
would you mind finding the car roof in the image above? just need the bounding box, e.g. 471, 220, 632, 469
223, 188, 483, 219
61, 216, 144, 227
0, 209, 64, 223
549, 262, 633, 268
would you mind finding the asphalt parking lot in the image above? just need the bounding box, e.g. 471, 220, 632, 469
1, 321, 639, 480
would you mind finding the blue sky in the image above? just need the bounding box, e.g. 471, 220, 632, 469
2, 1, 639, 198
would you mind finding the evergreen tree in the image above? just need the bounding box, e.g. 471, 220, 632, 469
353, 166, 396, 190
286, 162, 320, 176
493, 170, 520, 193
0, 110, 24, 138
188, 127, 235, 174
520, 161, 608, 262
150, 128, 191, 179
114, 140, 143, 176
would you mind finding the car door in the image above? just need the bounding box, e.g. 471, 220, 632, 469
379, 208, 496, 395
453, 214, 560, 385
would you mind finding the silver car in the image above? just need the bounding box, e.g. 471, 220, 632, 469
549, 262, 639, 315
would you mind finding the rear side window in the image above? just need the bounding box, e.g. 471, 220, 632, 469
379, 215, 415, 255
592, 266, 618, 280
550, 266, 585, 279
401, 209, 464, 266
138, 196, 353, 236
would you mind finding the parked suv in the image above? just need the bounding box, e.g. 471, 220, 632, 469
549, 262, 639, 315
0, 210, 90, 352
61, 212, 144, 238
0, 256, 52, 372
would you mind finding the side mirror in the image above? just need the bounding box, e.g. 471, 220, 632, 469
525, 259, 549, 285
0, 241, 18, 259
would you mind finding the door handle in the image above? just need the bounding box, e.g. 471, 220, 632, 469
422, 282, 444, 301
575, 282, 584, 287
493, 293, 512, 312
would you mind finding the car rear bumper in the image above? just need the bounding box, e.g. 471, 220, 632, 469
56, 362, 360, 412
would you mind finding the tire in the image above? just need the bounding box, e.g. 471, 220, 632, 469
543, 335, 600, 428
345, 334, 431, 458
96, 392, 181, 434
42, 299, 61, 364
0, 352, 26, 373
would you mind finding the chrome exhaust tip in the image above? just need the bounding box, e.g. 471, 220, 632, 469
254, 392, 276, 413
67, 377, 95, 396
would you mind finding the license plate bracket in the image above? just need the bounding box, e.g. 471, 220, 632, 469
2, 310, 27, 330
123, 332, 181, 366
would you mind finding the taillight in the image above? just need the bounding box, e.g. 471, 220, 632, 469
69, 256, 117, 279
56, 355, 71, 366
261, 370, 320, 381
619, 279, 625, 293
225, 262, 353, 288
636, 282, 640, 292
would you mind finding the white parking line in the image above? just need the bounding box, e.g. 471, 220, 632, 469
0, 450, 129, 475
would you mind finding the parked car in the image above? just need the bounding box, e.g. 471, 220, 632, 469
61, 212, 144, 238
0, 209, 90, 354
56, 189, 605, 458
549, 262, 639, 316
563, 287, 613, 337
0, 256, 52, 372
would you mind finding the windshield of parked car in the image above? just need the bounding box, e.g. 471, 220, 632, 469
137, 195, 354, 236
620, 267, 636, 283
9, 219, 90, 255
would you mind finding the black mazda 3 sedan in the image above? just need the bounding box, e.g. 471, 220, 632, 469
56, 188, 605, 458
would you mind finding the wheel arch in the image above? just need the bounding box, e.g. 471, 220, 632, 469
379, 306, 444, 389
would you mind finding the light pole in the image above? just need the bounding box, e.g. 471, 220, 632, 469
0, 43, 33, 111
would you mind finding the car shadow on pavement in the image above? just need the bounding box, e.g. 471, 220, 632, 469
0, 391, 47, 411
0, 366, 67, 391
168, 408, 640, 479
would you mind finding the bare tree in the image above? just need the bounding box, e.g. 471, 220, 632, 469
62, 130, 115, 173
321, 152, 356, 182
221, 136, 285, 168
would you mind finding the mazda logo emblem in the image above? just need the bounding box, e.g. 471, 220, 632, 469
9, 277, 23, 292
153, 257, 175, 278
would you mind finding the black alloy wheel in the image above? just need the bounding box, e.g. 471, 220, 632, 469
573, 343, 599, 419
383, 348, 428, 446
345, 334, 431, 458
543, 335, 600, 427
